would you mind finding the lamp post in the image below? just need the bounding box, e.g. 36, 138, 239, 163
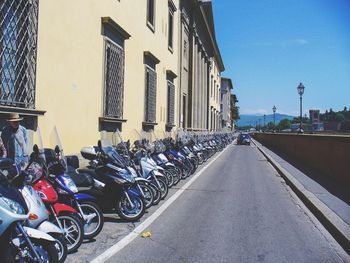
272, 106, 277, 130
297, 83, 305, 133
263, 114, 266, 131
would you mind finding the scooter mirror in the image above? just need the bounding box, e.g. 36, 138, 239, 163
54, 145, 60, 154
33, 144, 39, 154
97, 140, 102, 150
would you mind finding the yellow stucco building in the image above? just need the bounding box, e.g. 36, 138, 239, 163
0, 0, 227, 156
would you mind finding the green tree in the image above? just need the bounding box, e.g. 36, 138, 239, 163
335, 113, 345, 122
277, 118, 291, 130
267, 122, 275, 131
230, 94, 240, 126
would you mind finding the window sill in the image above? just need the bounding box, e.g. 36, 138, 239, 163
0, 106, 46, 116
99, 117, 127, 132
142, 121, 158, 131
142, 121, 158, 126
99, 117, 127, 123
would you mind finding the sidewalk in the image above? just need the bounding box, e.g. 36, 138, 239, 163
253, 139, 350, 254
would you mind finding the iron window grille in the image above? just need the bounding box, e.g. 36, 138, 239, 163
145, 66, 157, 123
103, 38, 124, 119
167, 80, 175, 125
0, 0, 39, 109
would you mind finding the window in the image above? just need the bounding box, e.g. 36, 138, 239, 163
102, 18, 130, 120
104, 38, 125, 119
217, 86, 219, 102
147, 0, 155, 30
168, 1, 177, 51
144, 52, 160, 125
166, 71, 176, 127
167, 80, 175, 124
0, 0, 39, 109
214, 80, 216, 100
168, 10, 174, 50
145, 67, 157, 123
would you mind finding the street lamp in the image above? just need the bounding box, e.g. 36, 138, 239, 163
297, 83, 305, 133
272, 106, 277, 129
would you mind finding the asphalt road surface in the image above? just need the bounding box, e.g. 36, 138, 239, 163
69, 143, 348, 263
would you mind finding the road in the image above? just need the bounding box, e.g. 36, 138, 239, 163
69, 143, 348, 263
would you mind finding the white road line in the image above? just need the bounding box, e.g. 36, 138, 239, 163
91, 143, 234, 263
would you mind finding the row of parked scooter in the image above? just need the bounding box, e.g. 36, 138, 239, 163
0, 128, 235, 262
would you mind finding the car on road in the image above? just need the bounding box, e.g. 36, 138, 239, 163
237, 133, 251, 145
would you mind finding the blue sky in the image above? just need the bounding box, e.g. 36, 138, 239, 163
212, 0, 350, 116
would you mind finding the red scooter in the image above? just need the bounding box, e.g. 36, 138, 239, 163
30, 145, 84, 253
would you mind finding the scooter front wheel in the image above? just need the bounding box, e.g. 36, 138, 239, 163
51, 233, 68, 263
8, 239, 59, 263
168, 167, 180, 185
55, 213, 84, 253
79, 201, 104, 239
137, 183, 154, 209
116, 195, 146, 222
153, 177, 168, 200
163, 169, 174, 187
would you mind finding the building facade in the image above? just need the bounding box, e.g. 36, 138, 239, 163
178, 0, 224, 131
220, 77, 233, 130
0, 0, 227, 155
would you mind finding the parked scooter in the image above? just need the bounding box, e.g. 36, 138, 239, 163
13, 161, 68, 263
79, 139, 146, 221
44, 127, 104, 240
150, 132, 180, 187
0, 164, 59, 263
131, 130, 169, 200
30, 144, 84, 253
112, 130, 156, 209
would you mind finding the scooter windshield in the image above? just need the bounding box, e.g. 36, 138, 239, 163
102, 146, 127, 168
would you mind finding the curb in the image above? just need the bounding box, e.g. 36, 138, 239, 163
253, 140, 350, 255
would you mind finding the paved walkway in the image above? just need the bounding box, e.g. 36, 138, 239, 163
254, 139, 350, 226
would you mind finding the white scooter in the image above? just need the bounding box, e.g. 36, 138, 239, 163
20, 162, 68, 263
0, 161, 59, 263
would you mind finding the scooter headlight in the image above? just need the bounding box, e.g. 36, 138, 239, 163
2, 197, 26, 215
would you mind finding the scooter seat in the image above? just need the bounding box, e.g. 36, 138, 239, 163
67, 166, 94, 188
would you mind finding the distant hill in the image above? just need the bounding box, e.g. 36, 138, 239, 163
237, 113, 295, 127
